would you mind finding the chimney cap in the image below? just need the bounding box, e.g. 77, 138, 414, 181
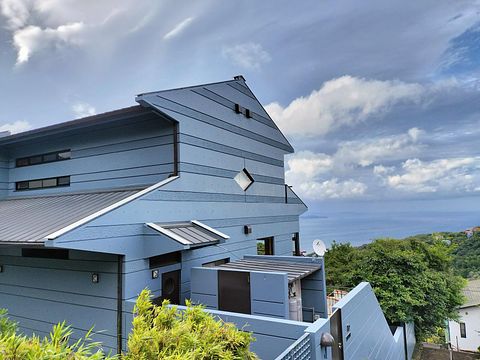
233, 75, 246, 82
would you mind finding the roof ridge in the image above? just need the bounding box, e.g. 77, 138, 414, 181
136, 79, 241, 97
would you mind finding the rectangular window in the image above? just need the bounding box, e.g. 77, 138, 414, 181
292, 232, 301, 256
22, 248, 69, 260
16, 149, 71, 168
460, 322, 466, 338
257, 237, 274, 255
202, 258, 230, 267
16, 176, 70, 191
149, 252, 181, 269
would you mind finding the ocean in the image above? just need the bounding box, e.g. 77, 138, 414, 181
299, 210, 480, 253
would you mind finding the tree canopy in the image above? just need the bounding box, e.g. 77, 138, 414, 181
324, 237, 466, 340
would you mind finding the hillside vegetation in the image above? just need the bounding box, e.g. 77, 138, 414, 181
324, 236, 466, 340
401, 230, 480, 279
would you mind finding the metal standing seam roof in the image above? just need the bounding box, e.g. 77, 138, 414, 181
0, 189, 141, 244
146, 221, 229, 248
461, 279, 480, 308
217, 259, 321, 283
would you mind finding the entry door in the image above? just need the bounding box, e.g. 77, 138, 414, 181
331, 309, 344, 360
161, 270, 181, 305
218, 270, 251, 314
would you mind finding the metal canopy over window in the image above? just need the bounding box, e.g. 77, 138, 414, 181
217, 258, 321, 283
145, 221, 229, 248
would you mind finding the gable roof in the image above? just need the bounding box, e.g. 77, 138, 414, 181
136, 77, 294, 153
461, 279, 480, 308
0, 77, 293, 153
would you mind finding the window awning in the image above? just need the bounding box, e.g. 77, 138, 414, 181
145, 221, 229, 248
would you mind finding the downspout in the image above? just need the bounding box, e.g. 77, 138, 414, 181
172, 121, 179, 176
117, 255, 124, 355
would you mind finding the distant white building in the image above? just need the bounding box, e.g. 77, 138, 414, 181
448, 279, 480, 352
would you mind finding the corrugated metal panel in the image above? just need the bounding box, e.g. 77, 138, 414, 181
461, 279, 480, 308
0, 189, 140, 244
146, 222, 226, 247
218, 259, 321, 283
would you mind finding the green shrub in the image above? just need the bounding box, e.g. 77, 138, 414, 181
0, 309, 116, 359
0, 309, 16, 337
125, 289, 258, 359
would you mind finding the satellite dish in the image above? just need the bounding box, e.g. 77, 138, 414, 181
312, 239, 327, 256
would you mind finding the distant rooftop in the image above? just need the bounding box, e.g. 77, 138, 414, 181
461, 279, 480, 308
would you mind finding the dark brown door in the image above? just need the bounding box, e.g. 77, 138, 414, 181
331, 309, 344, 360
161, 270, 180, 305
218, 270, 251, 314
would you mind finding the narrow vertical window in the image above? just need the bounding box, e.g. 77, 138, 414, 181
292, 232, 300, 256
460, 322, 466, 338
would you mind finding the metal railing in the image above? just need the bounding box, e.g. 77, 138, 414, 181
275, 332, 312, 360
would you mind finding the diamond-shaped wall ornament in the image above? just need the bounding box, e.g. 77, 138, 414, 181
234, 168, 254, 191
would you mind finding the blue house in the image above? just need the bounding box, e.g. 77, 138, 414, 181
0, 76, 415, 359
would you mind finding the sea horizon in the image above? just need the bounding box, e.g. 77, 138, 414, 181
299, 209, 480, 253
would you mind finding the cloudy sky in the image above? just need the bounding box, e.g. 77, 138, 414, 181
1, 0, 480, 216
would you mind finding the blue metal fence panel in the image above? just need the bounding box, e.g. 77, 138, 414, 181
275, 333, 312, 360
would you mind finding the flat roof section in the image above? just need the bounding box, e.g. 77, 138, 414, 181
217, 258, 321, 283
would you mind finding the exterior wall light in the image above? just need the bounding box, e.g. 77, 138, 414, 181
91, 273, 99, 283
152, 269, 159, 279
320, 332, 334, 347
244, 225, 252, 234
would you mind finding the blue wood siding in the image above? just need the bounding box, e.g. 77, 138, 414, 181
0, 247, 119, 352
1, 113, 175, 197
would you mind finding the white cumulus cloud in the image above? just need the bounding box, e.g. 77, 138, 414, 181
222, 42, 271, 70
298, 178, 367, 200
0, 120, 32, 134
163, 17, 194, 40
384, 157, 480, 193
0, 0, 30, 29
265, 76, 425, 137
72, 102, 96, 118
335, 128, 424, 167
13, 22, 84, 64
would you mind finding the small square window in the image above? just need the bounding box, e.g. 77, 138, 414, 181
42, 178, 58, 188
43, 153, 58, 162
29, 156, 42, 165
29, 180, 43, 189
16, 181, 29, 190
16, 158, 29, 167
57, 176, 70, 186
234, 168, 254, 191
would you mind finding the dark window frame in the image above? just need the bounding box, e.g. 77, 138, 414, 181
16, 149, 71, 168
149, 252, 181, 269
16, 176, 70, 191
460, 322, 466, 338
22, 248, 69, 260
292, 232, 301, 256
258, 237, 274, 255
